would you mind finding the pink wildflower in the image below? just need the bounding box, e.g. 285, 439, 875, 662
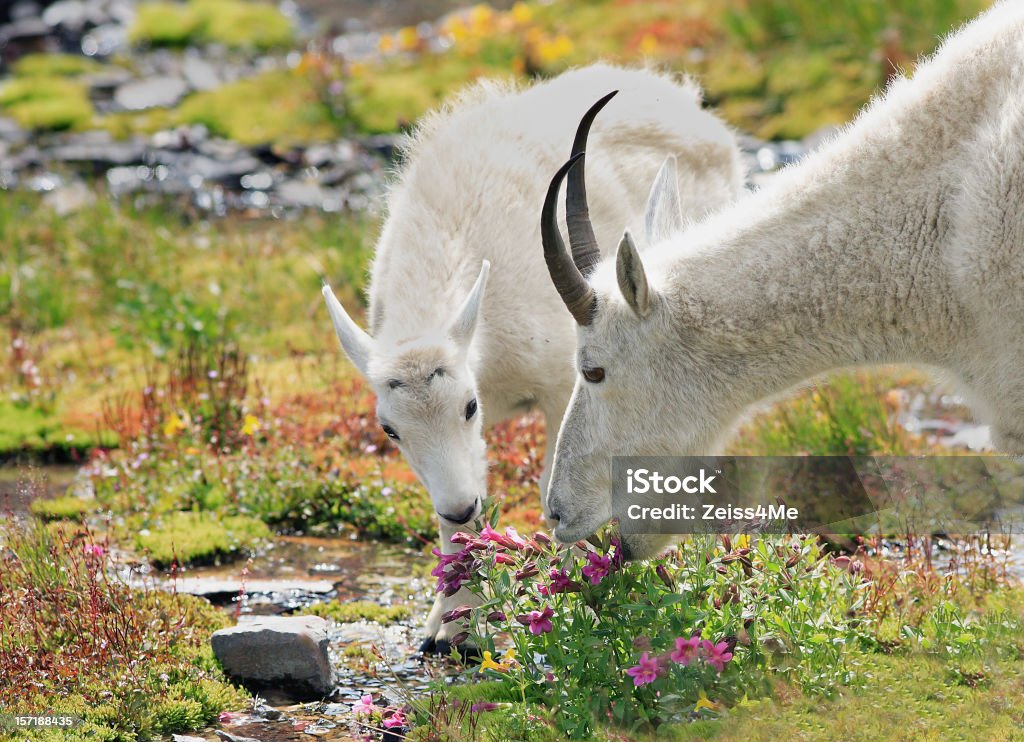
625, 651, 660, 686
516, 605, 554, 635
701, 640, 734, 673
669, 636, 701, 666
351, 694, 375, 716
547, 568, 581, 594
382, 710, 407, 729
582, 551, 611, 585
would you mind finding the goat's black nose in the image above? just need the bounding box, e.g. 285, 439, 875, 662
440, 499, 479, 525
547, 511, 561, 523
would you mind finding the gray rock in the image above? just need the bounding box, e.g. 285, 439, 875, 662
276, 179, 343, 210
50, 131, 146, 165
44, 179, 95, 215
214, 731, 262, 742
114, 76, 187, 111
80, 21, 125, 56
182, 54, 221, 91
0, 117, 28, 145
211, 615, 334, 698
171, 736, 208, 742
173, 576, 336, 599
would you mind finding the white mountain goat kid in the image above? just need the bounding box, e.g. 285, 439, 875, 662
321, 65, 743, 651
541, 2, 1024, 561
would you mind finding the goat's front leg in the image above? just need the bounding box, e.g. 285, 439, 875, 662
419, 517, 482, 656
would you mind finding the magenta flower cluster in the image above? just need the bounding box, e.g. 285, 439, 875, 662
625, 636, 734, 686
432, 524, 535, 596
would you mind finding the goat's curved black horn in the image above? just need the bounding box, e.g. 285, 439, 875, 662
543, 152, 597, 326
567, 90, 618, 277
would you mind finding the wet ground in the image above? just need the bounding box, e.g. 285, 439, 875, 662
164, 536, 445, 741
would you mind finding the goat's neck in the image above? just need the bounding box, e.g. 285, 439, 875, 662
674, 133, 967, 409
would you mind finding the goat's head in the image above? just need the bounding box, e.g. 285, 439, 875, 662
542, 95, 725, 560
322, 262, 489, 527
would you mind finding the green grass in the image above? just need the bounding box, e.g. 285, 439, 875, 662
130, 0, 293, 50
728, 369, 929, 456
0, 519, 249, 740
300, 599, 414, 624
418, 583, 1024, 741
130, 510, 271, 568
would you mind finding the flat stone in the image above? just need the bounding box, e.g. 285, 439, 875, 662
173, 577, 336, 598
114, 76, 187, 111
182, 54, 220, 91
211, 615, 334, 699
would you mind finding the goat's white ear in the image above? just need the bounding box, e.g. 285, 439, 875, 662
449, 260, 490, 348
616, 231, 651, 318
644, 155, 683, 245
322, 282, 372, 376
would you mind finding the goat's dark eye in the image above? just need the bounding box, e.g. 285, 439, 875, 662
381, 424, 400, 441
582, 366, 605, 383
465, 398, 478, 421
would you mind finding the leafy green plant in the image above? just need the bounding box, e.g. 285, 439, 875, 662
433, 524, 870, 737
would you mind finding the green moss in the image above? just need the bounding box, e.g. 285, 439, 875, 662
0, 76, 94, 131
129, 2, 203, 46
300, 599, 413, 624
175, 69, 339, 145
0, 401, 112, 460
132, 510, 271, 568
130, 0, 293, 50
198, 0, 294, 49
12, 53, 104, 78
30, 495, 92, 522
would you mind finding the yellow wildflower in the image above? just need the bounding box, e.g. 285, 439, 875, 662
398, 26, 419, 51
538, 33, 573, 65
378, 34, 395, 54
185, 446, 201, 456
469, 4, 494, 30
734, 533, 751, 549
479, 650, 509, 673
694, 689, 718, 713
443, 16, 468, 43
349, 61, 367, 77
241, 414, 260, 436
501, 648, 518, 667
510, 2, 532, 25
163, 412, 186, 438
639, 33, 659, 56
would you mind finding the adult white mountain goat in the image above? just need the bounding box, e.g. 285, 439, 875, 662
321, 65, 742, 651
541, 1, 1024, 561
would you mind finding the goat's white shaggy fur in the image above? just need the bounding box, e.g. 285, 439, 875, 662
543, 3, 1024, 560
321, 64, 742, 647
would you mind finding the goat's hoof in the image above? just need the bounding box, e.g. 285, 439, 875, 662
418, 636, 481, 661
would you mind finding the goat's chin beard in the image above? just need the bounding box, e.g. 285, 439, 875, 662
618, 533, 677, 562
